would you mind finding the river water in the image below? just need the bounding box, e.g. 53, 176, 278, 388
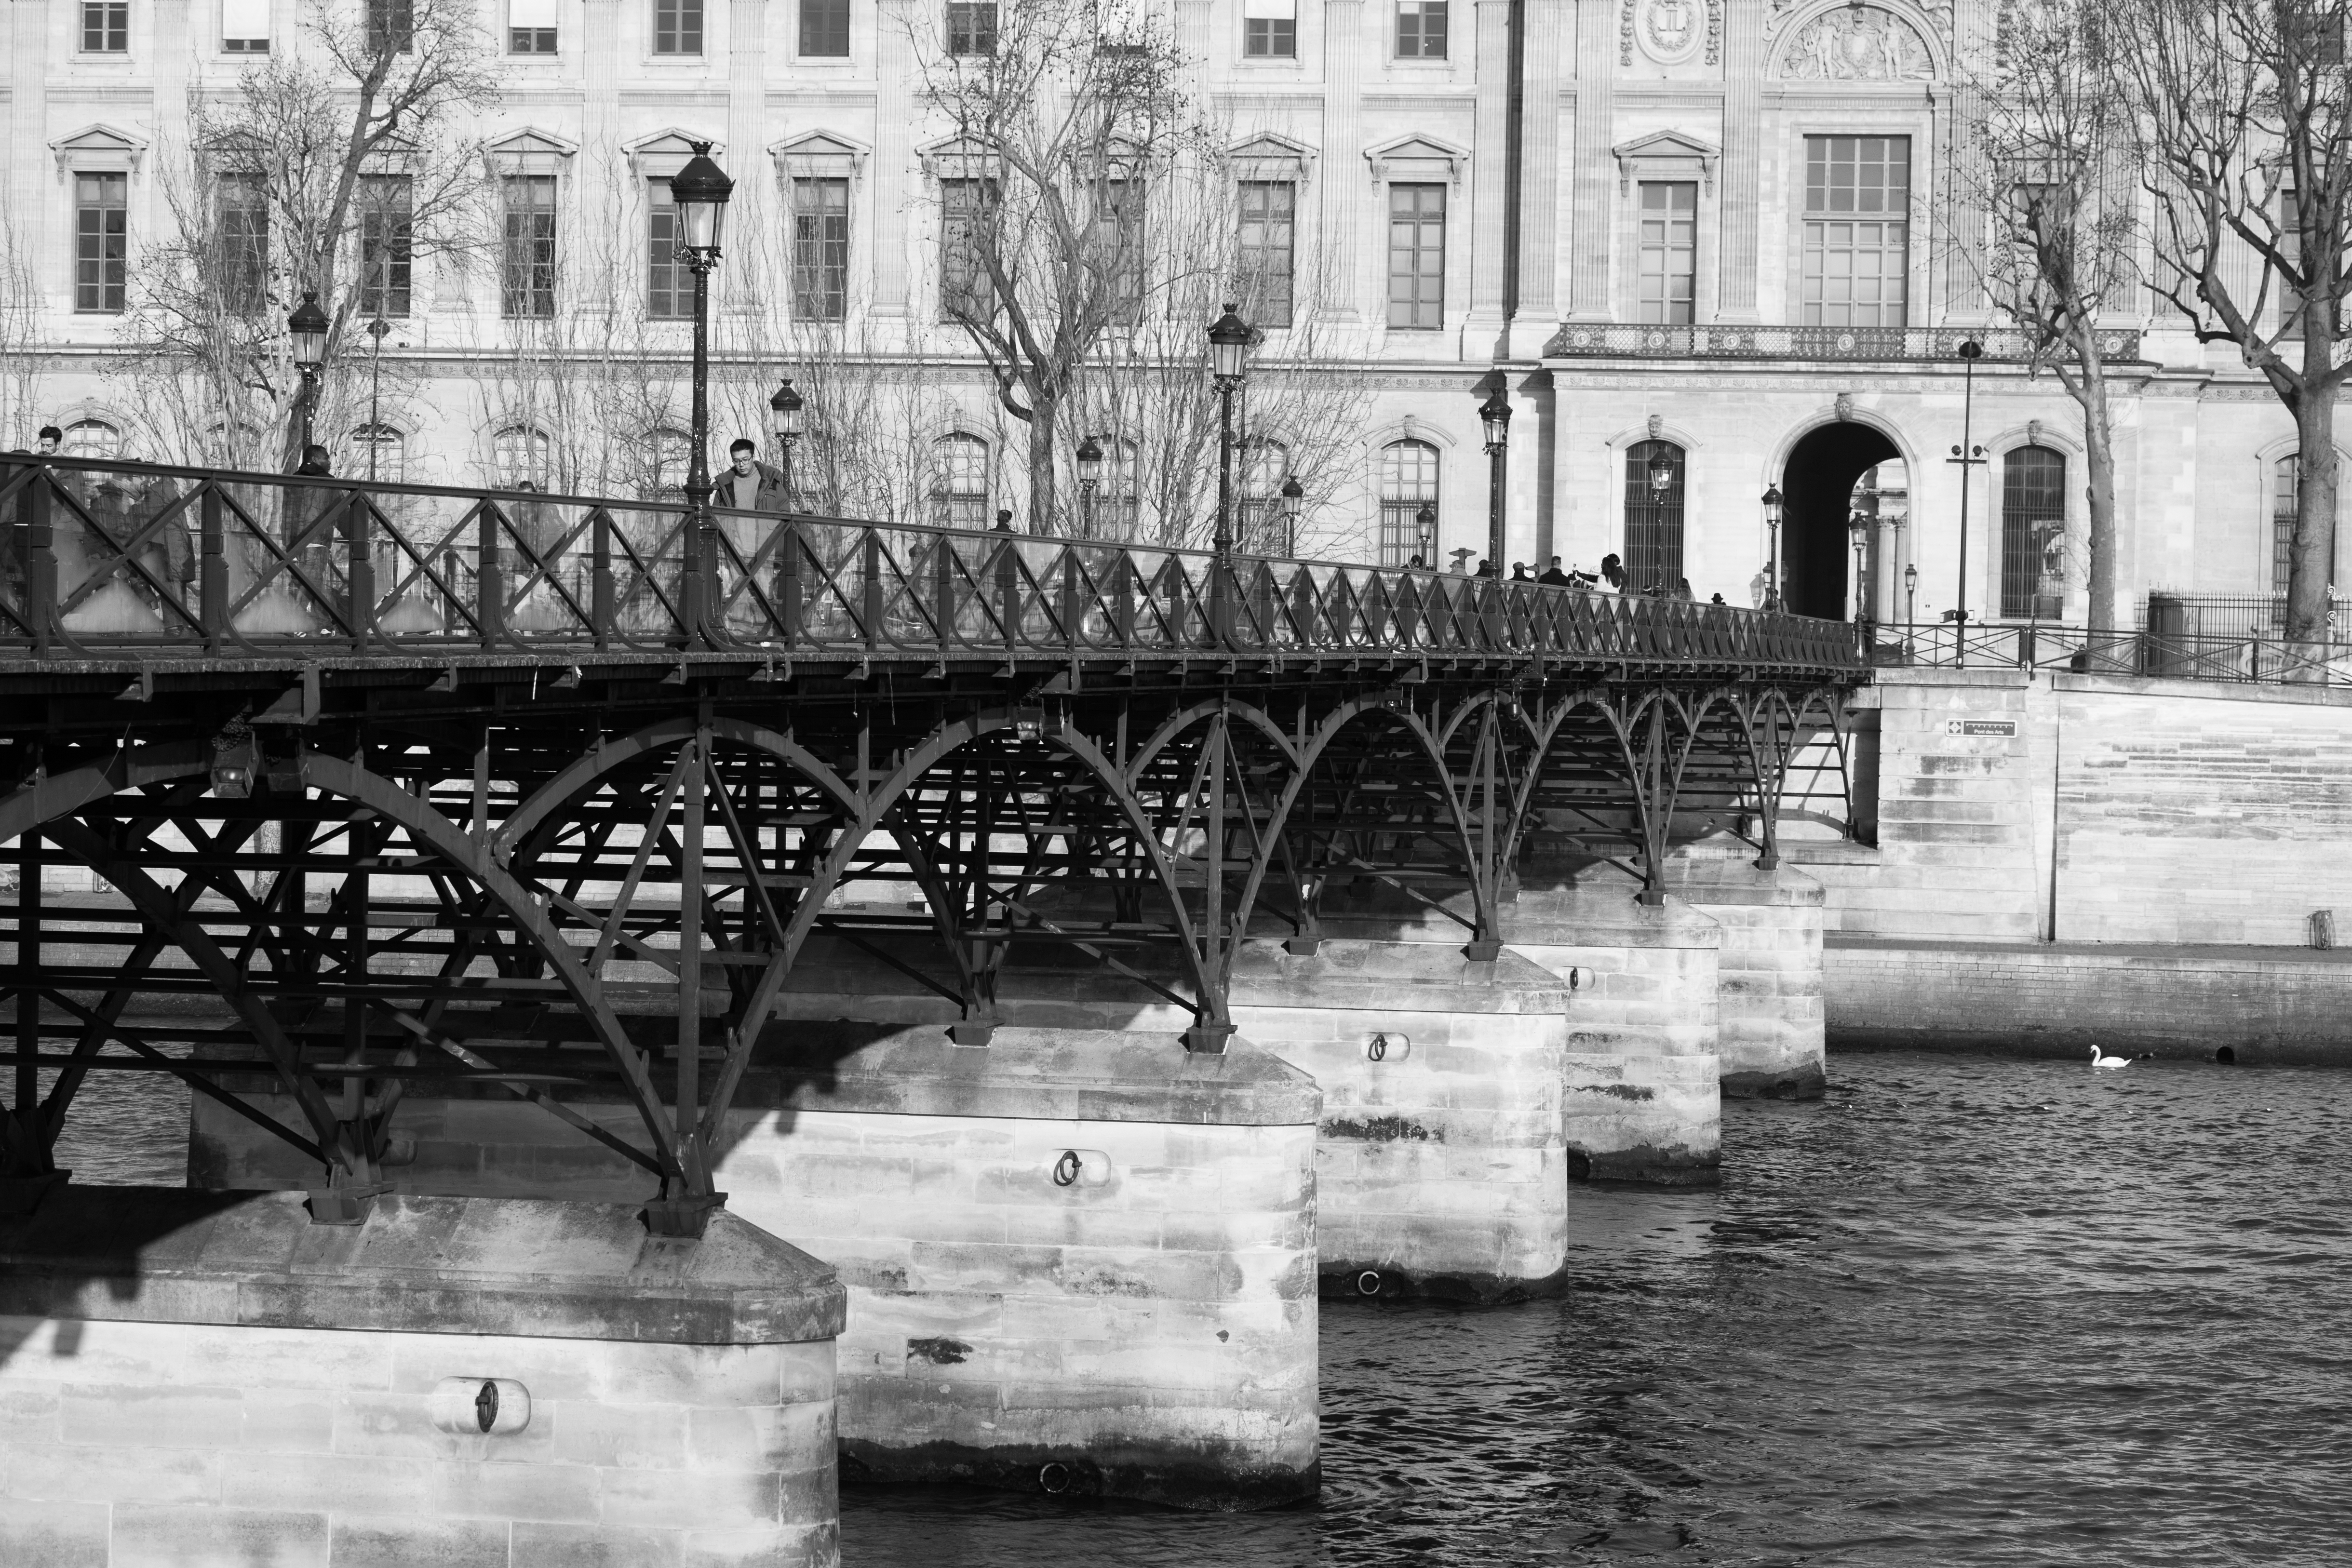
58, 1049, 2352, 1566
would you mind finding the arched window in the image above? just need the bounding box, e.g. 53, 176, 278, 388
2000, 445, 2066, 619
62, 418, 121, 461
349, 425, 406, 484
1623, 440, 1685, 592
931, 433, 989, 527
1239, 439, 1291, 554
491, 425, 552, 490
1078, 434, 1138, 540
1379, 439, 1438, 566
637, 427, 692, 500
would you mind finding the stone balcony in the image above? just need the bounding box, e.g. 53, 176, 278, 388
1539, 322, 2145, 364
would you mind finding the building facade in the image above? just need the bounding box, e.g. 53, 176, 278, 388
2, 0, 2339, 627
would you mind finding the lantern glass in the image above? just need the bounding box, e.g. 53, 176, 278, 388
1415, 503, 1436, 551
1280, 475, 1303, 521
1208, 304, 1251, 382
1849, 513, 1871, 548
1479, 388, 1511, 450
1761, 484, 1783, 525
669, 145, 735, 259
770, 379, 805, 441
1076, 436, 1102, 488
289, 290, 330, 369
1649, 456, 1674, 495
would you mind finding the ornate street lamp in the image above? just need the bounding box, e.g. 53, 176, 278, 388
1076, 435, 1102, 538
288, 290, 330, 456
1648, 451, 1676, 495
669, 142, 734, 646
365, 315, 390, 481
769, 378, 804, 511
1209, 303, 1251, 557
1415, 501, 1437, 567
1948, 337, 1987, 666
1479, 383, 1511, 574
1279, 474, 1304, 559
1761, 484, 1783, 600
1849, 510, 1872, 625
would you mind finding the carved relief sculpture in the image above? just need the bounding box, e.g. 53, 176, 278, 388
1776, 5, 1935, 80
1628, 0, 1724, 65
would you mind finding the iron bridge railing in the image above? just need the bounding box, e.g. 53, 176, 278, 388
0, 455, 1865, 673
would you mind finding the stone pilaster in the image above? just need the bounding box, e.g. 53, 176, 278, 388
1319, 0, 1367, 323
1463, 0, 1514, 357
9, 2, 50, 324
578, 0, 624, 310
1512, 0, 1569, 340
1716, 0, 1764, 322
726, 0, 771, 313
1566, 0, 1618, 320
870, 0, 923, 320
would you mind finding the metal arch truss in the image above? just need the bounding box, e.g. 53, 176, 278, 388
0, 671, 1860, 1222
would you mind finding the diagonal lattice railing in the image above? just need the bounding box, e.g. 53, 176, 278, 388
0, 455, 1866, 673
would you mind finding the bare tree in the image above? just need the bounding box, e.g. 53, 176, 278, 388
906, 0, 1207, 531
1949, 0, 2139, 632
117, 0, 496, 470
2114, 0, 2352, 660
0, 210, 45, 450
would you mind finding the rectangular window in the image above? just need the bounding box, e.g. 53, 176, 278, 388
367, 0, 415, 53
654, 0, 703, 54
501, 174, 557, 319
359, 176, 414, 318
1396, 0, 1446, 57
74, 173, 128, 314
800, 0, 849, 54
81, 1, 128, 51
1386, 183, 1445, 330
647, 183, 687, 319
2273, 454, 2298, 602
1237, 180, 1295, 329
1092, 179, 1145, 324
1801, 135, 1910, 328
510, 0, 558, 50
218, 174, 269, 314
940, 177, 995, 317
1243, 0, 1296, 56
946, 0, 996, 54
1636, 181, 1697, 325
792, 177, 850, 322
221, 0, 269, 51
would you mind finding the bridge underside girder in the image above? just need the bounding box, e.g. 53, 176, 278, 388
0, 658, 1856, 1216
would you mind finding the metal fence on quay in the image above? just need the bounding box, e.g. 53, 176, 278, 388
1872, 618, 2352, 685
0, 455, 1864, 674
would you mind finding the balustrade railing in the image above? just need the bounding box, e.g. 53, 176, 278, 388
0, 455, 1865, 672
1542, 323, 2144, 365
1873, 619, 2352, 685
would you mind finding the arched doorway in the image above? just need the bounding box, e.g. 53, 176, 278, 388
1776, 422, 1900, 618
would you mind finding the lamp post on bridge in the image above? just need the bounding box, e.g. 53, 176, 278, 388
669, 142, 734, 649
1479, 383, 1511, 574
1208, 303, 1251, 637
364, 314, 390, 480
287, 290, 329, 459
1760, 484, 1782, 606
1076, 434, 1102, 539
1278, 474, 1303, 558
1415, 502, 1436, 568
769, 377, 803, 512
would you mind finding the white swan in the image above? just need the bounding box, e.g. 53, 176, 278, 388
2090, 1045, 2134, 1070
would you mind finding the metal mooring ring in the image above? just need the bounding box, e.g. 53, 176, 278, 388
1356, 1270, 1383, 1297
1039, 1461, 1073, 1494
1052, 1150, 1082, 1188
473, 1380, 499, 1434
1367, 1033, 1388, 1061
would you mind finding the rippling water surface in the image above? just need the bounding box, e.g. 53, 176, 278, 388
839, 1052, 2352, 1567
57, 1049, 2352, 1565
